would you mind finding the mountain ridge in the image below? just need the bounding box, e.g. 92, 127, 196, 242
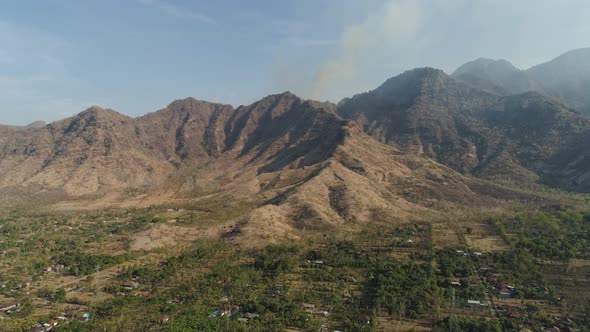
1, 50, 589, 215
453, 47, 590, 114
338, 67, 590, 192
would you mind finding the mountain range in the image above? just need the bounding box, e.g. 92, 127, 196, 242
1, 48, 589, 233
452, 47, 590, 114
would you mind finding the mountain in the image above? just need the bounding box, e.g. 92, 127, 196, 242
23, 121, 47, 129
0, 106, 175, 196
337, 68, 590, 192
526, 48, 590, 113
1, 93, 512, 238
453, 48, 590, 114
452, 58, 541, 95
0, 121, 47, 131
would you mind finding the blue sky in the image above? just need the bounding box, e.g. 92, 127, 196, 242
1, 0, 589, 125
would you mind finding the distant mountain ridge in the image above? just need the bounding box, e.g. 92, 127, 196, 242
0, 120, 47, 130
452, 47, 590, 114
338, 67, 590, 192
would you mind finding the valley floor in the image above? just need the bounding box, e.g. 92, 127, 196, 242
1, 195, 590, 332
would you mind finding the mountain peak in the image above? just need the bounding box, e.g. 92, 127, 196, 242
264, 91, 301, 102
78, 105, 117, 117
451, 57, 537, 96
452, 58, 519, 78
385, 67, 449, 84
276, 90, 298, 98
66, 106, 131, 125
370, 67, 453, 101
24, 120, 47, 129
166, 97, 230, 111
404, 67, 447, 77
247, 91, 302, 110
82, 105, 106, 113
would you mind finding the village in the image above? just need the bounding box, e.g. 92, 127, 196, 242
0, 205, 589, 331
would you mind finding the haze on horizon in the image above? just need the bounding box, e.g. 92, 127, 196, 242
0, 0, 589, 126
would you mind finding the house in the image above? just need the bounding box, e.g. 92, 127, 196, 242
499, 287, 512, 297
122, 281, 139, 290
356, 315, 371, 324
311, 309, 329, 317
302, 303, 315, 313
46, 264, 64, 273
237, 318, 248, 323
218, 304, 239, 317
82, 313, 91, 321
497, 283, 515, 297
26, 324, 44, 332
43, 320, 59, 331
451, 281, 461, 287
467, 300, 481, 305
0, 304, 18, 312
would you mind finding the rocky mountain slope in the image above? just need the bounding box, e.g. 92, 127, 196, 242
338, 68, 590, 192
0, 93, 498, 232
453, 48, 590, 114
2, 78, 586, 242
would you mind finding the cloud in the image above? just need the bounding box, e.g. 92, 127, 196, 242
137, 0, 216, 25
311, 0, 423, 101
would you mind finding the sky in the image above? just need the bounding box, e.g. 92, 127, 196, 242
0, 0, 589, 125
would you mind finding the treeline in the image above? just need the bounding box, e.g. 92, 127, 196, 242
432, 316, 502, 332
54, 251, 132, 276
491, 210, 590, 261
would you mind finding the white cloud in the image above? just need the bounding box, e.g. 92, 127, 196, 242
311, 0, 423, 101
137, 0, 216, 25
